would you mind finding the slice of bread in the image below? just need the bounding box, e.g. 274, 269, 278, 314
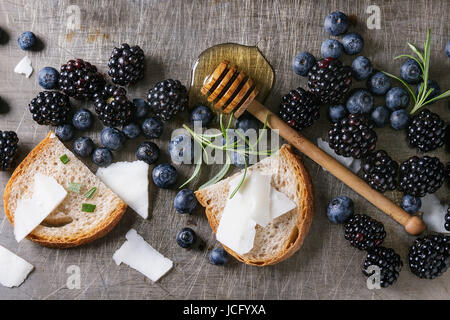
195, 144, 314, 266
3, 132, 127, 248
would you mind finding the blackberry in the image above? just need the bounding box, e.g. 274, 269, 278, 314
407, 109, 446, 152
307, 57, 352, 104
108, 43, 145, 86
445, 124, 449, 152
363, 246, 402, 288
362, 150, 398, 193
344, 214, 386, 250
146, 79, 188, 121
28, 91, 72, 125
94, 84, 135, 127
0, 131, 19, 170
445, 208, 450, 232
446, 162, 450, 188
398, 156, 445, 197
279, 87, 320, 131
59, 59, 105, 100
328, 113, 377, 159
409, 234, 450, 279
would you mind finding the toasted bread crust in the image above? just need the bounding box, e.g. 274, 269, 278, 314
3, 132, 127, 248
195, 144, 314, 266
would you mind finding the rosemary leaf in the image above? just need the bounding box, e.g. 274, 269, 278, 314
200, 154, 231, 189
180, 154, 203, 188
230, 159, 247, 199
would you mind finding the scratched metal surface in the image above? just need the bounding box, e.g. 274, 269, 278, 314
0, 0, 449, 300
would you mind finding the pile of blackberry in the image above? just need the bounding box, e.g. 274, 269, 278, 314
409, 234, 450, 279
147, 79, 188, 121
29, 91, 72, 126
59, 59, 105, 100
0, 131, 19, 171
344, 214, 386, 250
307, 57, 352, 104
398, 156, 445, 197
108, 43, 145, 86
363, 246, 403, 288
328, 113, 377, 158
361, 150, 398, 193
278, 88, 320, 131
93, 84, 135, 127
406, 109, 446, 152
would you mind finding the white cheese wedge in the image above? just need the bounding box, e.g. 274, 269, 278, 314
270, 187, 297, 220
96, 161, 149, 219
422, 194, 449, 233
14, 173, 67, 242
14, 56, 33, 78
0, 245, 34, 288
113, 229, 173, 282
216, 171, 297, 255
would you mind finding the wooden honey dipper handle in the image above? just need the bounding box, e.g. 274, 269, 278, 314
247, 100, 425, 235
201, 60, 425, 235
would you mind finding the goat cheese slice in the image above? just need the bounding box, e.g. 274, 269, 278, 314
113, 229, 173, 282
0, 245, 34, 288
14, 174, 67, 242
97, 161, 149, 219
270, 187, 297, 220
422, 194, 449, 233
216, 172, 271, 254
14, 56, 33, 78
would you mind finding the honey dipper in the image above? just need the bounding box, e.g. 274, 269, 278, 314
201, 60, 425, 236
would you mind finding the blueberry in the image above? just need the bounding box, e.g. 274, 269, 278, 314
351, 56, 373, 81
328, 105, 348, 123
122, 123, 141, 139
324, 11, 349, 36
320, 39, 343, 59
235, 112, 259, 132
133, 98, 150, 119
142, 117, 164, 138
101, 127, 126, 151
136, 141, 160, 165
327, 196, 354, 224
341, 32, 364, 55
370, 106, 390, 128
385, 87, 410, 111
416, 80, 441, 104
92, 147, 113, 167
190, 105, 213, 126
176, 227, 197, 248
38, 67, 59, 90
366, 72, 391, 96
209, 248, 229, 266
17, 31, 36, 50
174, 189, 198, 214
169, 134, 194, 164
73, 137, 95, 158
400, 59, 422, 84
446, 41, 450, 58
401, 195, 422, 214
346, 89, 374, 114
55, 124, 74, 141
292, 51, 316, 76
72, 109, 93, 131
390, 109, 409, 130
152, 163, 177, 188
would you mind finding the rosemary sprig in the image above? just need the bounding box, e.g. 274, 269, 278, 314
383, 29, 450, 115
181, 112, 276, 198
